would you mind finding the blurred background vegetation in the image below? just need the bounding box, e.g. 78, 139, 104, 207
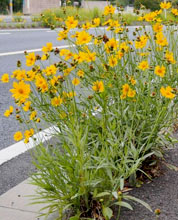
0, 0, 178, 15
0, 0, 23, 14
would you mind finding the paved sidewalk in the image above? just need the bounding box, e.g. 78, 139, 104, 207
0, 178, 58, 220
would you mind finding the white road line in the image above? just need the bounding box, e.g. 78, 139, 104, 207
0, 44, 75, 57
0, 28, 50, 32
46, 30, 56, 33
0, 126, 58, 166
0, 33, 11, 35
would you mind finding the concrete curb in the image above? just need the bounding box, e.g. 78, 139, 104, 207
0, 178, 58, 220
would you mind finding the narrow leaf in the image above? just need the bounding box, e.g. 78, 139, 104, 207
95, 192, 110, 198
124, 195, 152, 212
114, 201, 133, 210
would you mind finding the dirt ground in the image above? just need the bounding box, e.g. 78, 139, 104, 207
118, 135, 178, 220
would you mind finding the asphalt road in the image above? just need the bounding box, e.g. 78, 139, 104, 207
0, 27, 137, 195
0, 29, 61, 150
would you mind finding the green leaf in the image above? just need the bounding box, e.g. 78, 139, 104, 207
129, 172, 137, 187
69, 216, 79, 220
120, 178, 124, 191
124, 195, 152, 212
95, 192, 110, 198
112, 191, 118, 199
103, 207, 113, 220
165, 163, 178, 171
114, 201, 133, 210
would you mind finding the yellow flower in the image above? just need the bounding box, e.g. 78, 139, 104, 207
63, 67, 74, 76
122, 84, 130, 95
172, 8, 178, 16
160, 86, 175, 99
85, 51, 96, 62
139, 52, 150, 57
160, 2, 171, 10
105, 38, 118, 53
4, 106, 13, 117
109, 56, 118, 67
73, 52, 85, 63
130, 76, 136, 85
60, 49, 73, 60
51, 96, 63, 107
42, 42, 53, 53
14, 131, 23, 141
24, 128, 34, 143
41, 54, 47, 60
121, 84, 136, 99
25, 70, 36, 81
103, 5, 115, 16
82, 22, 92, 30
30, 111, 37, 120
92, 18, 100, 27
120, 93, 127, 99
4, 110, 11, 117
35, 75, 48, 93
72, 78, 80, 86
156, 32, 168, 47
50, 75, 62, 87
10, 81, 31, 102
165, 51, 176, 64
68, 91, 76, 98
114, 27, 124, 34
143, 12, 158, 22
92, 81, 104, 93
26, 52, 36, 66
12, 69, 26, 81
60, 49, 69, 56
116, 50, 124, 60
120, 42, 129, 53
76, 31, 92, 45
155, 65, 166, 77
107, 19, 120, 31
77, 70, 84, 78
135, 35, 148, 49
1, 73, 9, 83
127, 88, 136, 98
23, 101, 31, 112
138, 60, 149, 71
57, 30, 68, 41
44, 65, 57, 76
153, 23, 163, 33
65, 16, 78, 29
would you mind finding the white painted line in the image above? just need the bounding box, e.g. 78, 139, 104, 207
0, 44, 75, 57
0, 33, 11, 35
0, 28, 50, 32
46, 30, 56, 33
0, 126, 59, 166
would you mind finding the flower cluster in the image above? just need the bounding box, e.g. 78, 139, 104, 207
1, 4, 177, 219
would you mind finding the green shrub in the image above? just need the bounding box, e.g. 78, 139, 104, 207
3, 5, 178, 220
134, 0, 161, 11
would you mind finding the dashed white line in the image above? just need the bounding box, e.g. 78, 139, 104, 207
0, 33, 11, 35
0, 28, 50, 32
46, 30, 56, 33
